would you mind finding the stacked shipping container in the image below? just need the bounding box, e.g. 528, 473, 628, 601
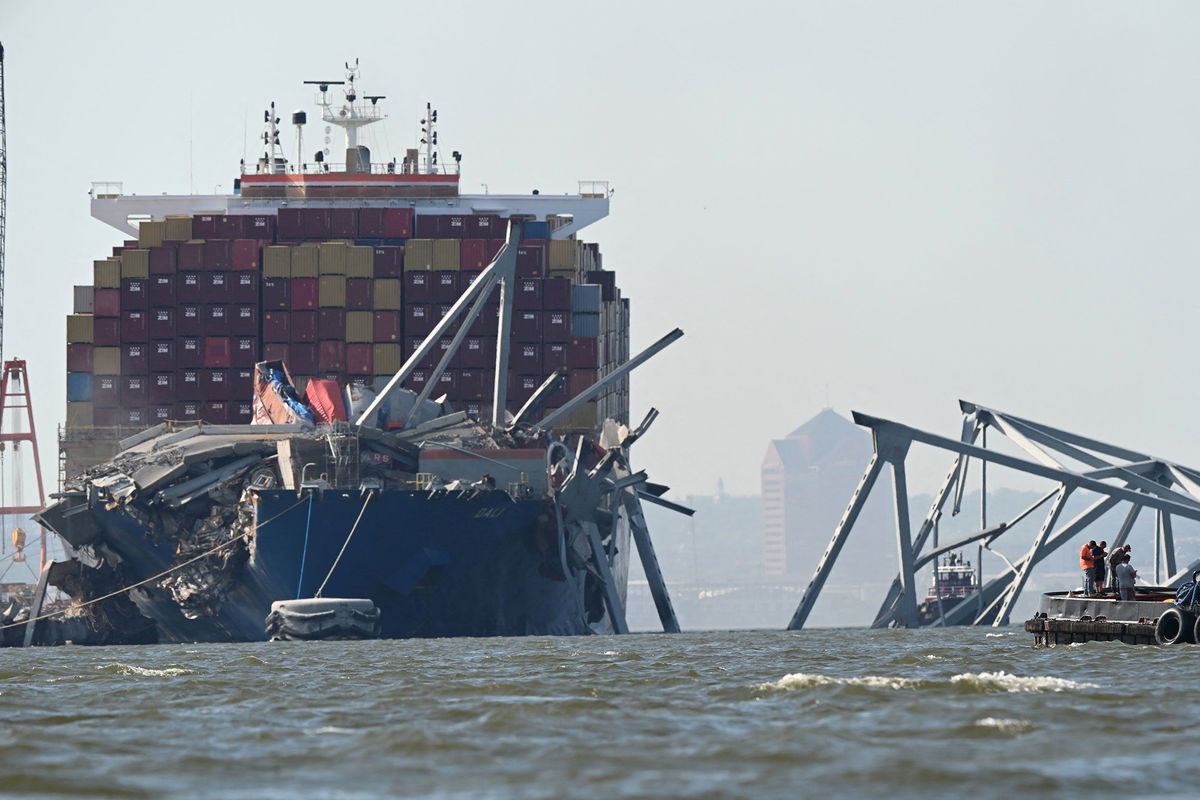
64, 207, 626, 473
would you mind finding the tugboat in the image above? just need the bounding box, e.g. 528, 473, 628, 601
917, 552, 980, 626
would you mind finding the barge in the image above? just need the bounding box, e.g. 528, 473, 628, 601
1025, 586, 1198, 646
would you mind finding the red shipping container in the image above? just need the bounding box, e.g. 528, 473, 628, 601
459, 238, 487, 269
542, 277, 570, 310
178, 368, 202, 398
204, 240, 232, 270
359, 207, 386, 238
516, 241, 546, 278
569, 337, 600, 368
544, 342, 568, 370
263, 277, 290, 309
514, 374, 542, 404
290, 343, 317, 374
291, 278, 318, 310
468, 303, 500, 336
217, 214, 246, 240
372, 311, 401, 342
122, 310, 148, 341
434, 368, 457, 395
204, 337, 232, 368
205, 305, 230, 335
95, 288, 120, 317
514, 278, 542, 310
461, 336, 493, 368
346, 343, 373, 375
203, 369, 230, 401
434, 304, 453, 328
569, 368, 600, 398
177, 304, 202, 336
305, 379, 348, 423
192, 214, 221, 239
178, 241, 204, 270
406, 304, 432, 335
150, 404, 173, 423
511, 310, 540, 339
149, 308, 176, 339
406, 368, 430, 394
432, 271, 459, 303
94, 317, 120, 346
178, 336, 203, 368
230, 270, 259, 302
244, 214, 276, 241
204, 271, 229, 300
457, 368, 485, 398
468, 214, 502, 238
439, 215, 468, 239
122, 278, 148, 311
263, 311, 289, 342
205, 401, 231, 424
232, 336, 257, 368
542, 310, 571, 342
382, 207, 413, 238
414, 215, 439, 239
149, 245, 177, 274
177, 401, 201, 420
93, 375, 119, 406
300, 208, 332, 238
291, 310, 318, 342
485, 239, 505, 263
318, 309, 346, 340
512, 342, 543, 375
121, 375, 148, 406
150, 340, 176, 371
149, 372, 175, 404
231, 304, 258, 336
346, 278, 373, 310
460, 270, 483, 292
148, 275, 176, 306
232, 400, 254, 423
263, 342, 289, 365
372, 246, 403, 278
404, 271, 432, 303
409, 337, 436, 368
434, 335, 455, 363
277, 208, 305, 239
177, 271, 202, 302
330, 208, 359, 238
67, 343, 94, 372
231, 239, 260, 270
318, 340, 346, 372
122, 342, 148, 374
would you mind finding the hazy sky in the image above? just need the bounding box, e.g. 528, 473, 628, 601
6, 1, 1200, 506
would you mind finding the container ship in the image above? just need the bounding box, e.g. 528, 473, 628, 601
26, 64, 683, 645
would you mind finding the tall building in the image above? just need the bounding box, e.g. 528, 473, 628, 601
761, 408, 889, 581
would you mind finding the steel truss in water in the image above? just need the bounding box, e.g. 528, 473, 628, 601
787, 400, 1200, 630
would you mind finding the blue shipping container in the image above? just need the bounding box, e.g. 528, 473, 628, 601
381, 238, 407, 247
67, 372, 93, 402
354, 239, 383, 247
523, 221, 550, 240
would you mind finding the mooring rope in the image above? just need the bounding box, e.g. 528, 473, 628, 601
314, 489, 374, 599
295, 493, 315, 600
0, 495, 311, 633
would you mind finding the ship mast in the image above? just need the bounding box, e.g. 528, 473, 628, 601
305, 59, 386, 172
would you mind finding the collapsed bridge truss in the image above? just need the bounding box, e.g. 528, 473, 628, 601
787, 400, 1200, 629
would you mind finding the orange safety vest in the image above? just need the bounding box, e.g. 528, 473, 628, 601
1079, 543, 1094, 570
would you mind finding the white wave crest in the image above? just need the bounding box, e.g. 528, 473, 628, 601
950, 671, 1096, 693
304, 726, 356, 736
101, 664, 196, 677
985, 633, 1006, 638
761, 673, 921, 691
974, 717, 1034, 733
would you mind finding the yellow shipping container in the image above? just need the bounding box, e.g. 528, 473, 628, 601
66, 314, 94, 344
346, 246, 374, 278
549, 401, 598, 432
93, 347, 121, 375
548, 239, 578, 270
549, 268, 578, 281
291, 244, 319, 278
263, 246, 292, 278
373, 344, 402, 375
404, 239, 434, 271
319, 275, 347, 307
164, 215, 193, 242
432, 239, 460, 270
319, 242, 347, 275
138, 220, 165, 248
120, 249, 150, 279
372, 279, 402, 310
66, 401, 94, 429
345, 311, 373, 343
94, 258, 121, 289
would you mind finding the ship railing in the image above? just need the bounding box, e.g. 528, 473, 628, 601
577, 180, 610, 198
241, 162, 462, 177
90, 181, 124, 199
414, 472, 438, 491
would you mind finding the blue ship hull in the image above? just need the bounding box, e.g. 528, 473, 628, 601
84, 488, 596, 642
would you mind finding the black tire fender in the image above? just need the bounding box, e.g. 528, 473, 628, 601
1155, 607, 1187, 646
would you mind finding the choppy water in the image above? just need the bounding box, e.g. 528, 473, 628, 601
0, 628, 1195, 799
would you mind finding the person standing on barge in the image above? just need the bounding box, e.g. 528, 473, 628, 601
1092, 541, 1108, 593
1080, 540, 1097, 595
1115, 554, 1138, 601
